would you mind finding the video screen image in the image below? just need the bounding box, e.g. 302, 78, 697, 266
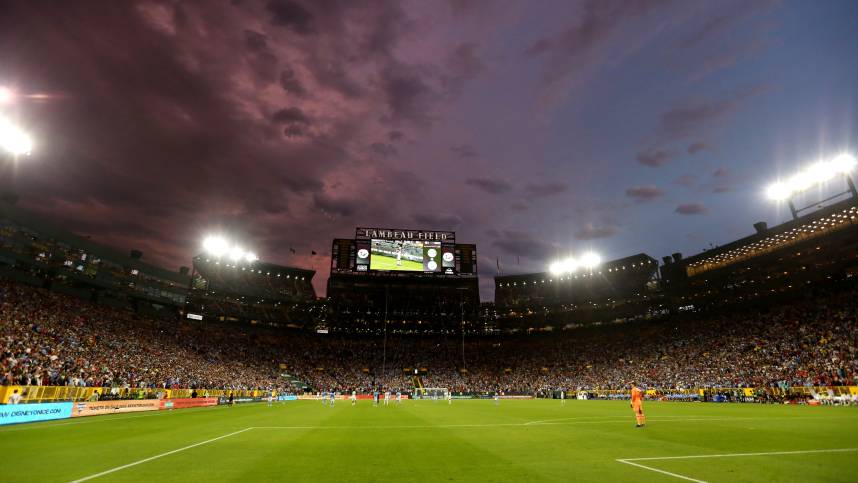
369, 239, 424, 271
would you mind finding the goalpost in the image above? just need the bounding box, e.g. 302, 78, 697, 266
415, 387, 449, 400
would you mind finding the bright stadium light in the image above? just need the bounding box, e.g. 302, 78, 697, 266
201, 235, 259, 263
228, 245, 245, 262
0, 114, 33, 156
766, 152, 856, 201
548, 252, 600, 275
202, 235, 229, 257
0, 87, 14, 104
579, 252, 601, 269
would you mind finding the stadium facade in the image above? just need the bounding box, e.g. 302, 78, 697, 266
492, 194, 858, 329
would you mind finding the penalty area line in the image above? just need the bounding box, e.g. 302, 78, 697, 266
67, 427, 254, 482
616, 459, 707, 483
616, 448, 858, 482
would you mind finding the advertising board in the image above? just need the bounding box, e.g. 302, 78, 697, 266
0, 402, 72, 426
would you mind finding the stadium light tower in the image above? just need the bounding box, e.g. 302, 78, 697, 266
202, 235, 258, 263
766, 152, 857, 219
548, 251, 600, 275
0, 114, 33, 156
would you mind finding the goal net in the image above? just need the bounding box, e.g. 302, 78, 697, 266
415, 387, 449, 400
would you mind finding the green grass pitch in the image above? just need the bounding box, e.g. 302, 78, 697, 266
370, 253, 423, 271
2, 400, 856, 482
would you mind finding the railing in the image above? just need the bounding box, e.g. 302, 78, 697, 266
580, 386, 858, 399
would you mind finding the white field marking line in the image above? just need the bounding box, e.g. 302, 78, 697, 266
67, 427, 254, 483
0, 403, 232, 433
616, 460, 707, 483
622, 447, 858, 462
615, 448, 858, 483
253, 414, 858, 431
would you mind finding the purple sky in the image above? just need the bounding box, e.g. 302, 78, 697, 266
1, 0, 856, 299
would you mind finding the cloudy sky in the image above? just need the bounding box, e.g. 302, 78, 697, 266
1, 0, 856, 299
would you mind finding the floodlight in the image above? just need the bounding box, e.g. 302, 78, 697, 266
228, 246, 245, 262
202, 235, 228, 257
579, 252, 601, 269
766, 182, 791, 201
0, 87, 13, 104
562, 257, 578, 273
549, 261, 564, 275
831, 153, 856, 174
0, 115, 33, 156
244, 252, 258, 263
767, 152, 856, 202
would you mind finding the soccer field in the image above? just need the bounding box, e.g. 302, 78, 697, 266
370, 253, 423, 271
2, 400, 856, 482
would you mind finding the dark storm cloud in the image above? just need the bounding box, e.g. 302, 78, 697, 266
451, 144, 478, 158
279, 67, 306, 96
313, 193, 355, 217
465, 177, 512, 195
380, 62, 438, 126
574, 223, 617, 240
687, 141, 708, 154
492, 231, 555, 261
370, 143, 398, 157
272, 106, 310, 124
625, 186, 664, 202
675, 203, 708, 215
524, 181, 569, 200
412, 212, 463, 229
265, 0, 314, 34
636, 149, 673, 167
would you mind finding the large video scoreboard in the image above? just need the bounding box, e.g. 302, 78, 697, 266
331, 227, 477, 277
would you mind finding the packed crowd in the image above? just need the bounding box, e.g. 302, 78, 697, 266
2, 280, 856, 395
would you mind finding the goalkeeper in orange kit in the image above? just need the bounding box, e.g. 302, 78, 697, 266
630, 382, 646, 428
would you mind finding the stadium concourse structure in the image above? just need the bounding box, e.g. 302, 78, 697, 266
492, 195, 858, 330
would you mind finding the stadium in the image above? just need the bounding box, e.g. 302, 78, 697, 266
1, 2, 858, 482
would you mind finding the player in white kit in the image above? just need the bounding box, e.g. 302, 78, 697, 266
351, 390, 357, 406
395, 246, 402, 266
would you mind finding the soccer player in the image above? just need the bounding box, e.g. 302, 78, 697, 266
396, 391, 402, 405
267, 391, 274, 407
446, 391, 452, 405
7, 389, 21, 404
329, 390, 336, 407
395, 245, 402, 266
373, 389, 379, 406
384, 390, 390, 406
351, 390, 357, 406
560, 389, 566, 406
630, 382, 646, 427
322, 391, 328, 406
494, 391, 500, 406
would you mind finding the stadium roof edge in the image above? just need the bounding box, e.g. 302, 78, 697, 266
680, 196, 858, 267
0, 200, 191, 284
